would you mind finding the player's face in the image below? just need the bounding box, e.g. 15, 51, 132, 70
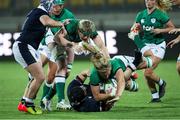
97, 67, 111, 80
78, 30, 91, 42
51, 4, 64, 15
145, 0, 156, 9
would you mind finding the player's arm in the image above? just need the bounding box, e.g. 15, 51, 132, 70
93, 35, 110, 59
53, 28, 73, 47
40, 15, 64, 27
91, 85, 114, 101
167, 35, 180, 48
152, 20, 175, 34
76, 69, 90, 83
114, 68, 125, 98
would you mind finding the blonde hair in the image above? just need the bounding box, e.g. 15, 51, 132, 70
91, 54, 110, 70
156, 0, 172, 11
78, 19, 96, 34
81, 41, 110, 70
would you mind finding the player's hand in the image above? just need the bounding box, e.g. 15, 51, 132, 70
73, 43, 85, 55
106, 96, 119, 104
167, 38, 179, 48
169, 28, 180, 34
63, 19, 71, 26
58, 27, 67, 37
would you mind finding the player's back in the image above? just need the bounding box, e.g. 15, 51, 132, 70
17, 8, 49, 50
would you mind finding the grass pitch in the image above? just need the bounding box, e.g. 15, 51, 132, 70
0, 60, 180, 119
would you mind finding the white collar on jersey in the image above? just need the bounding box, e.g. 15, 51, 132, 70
38, 5, 48, 13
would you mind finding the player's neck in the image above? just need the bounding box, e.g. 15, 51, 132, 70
147, 7, 156, 14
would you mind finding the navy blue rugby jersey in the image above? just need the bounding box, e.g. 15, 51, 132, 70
17, 8, 49, 50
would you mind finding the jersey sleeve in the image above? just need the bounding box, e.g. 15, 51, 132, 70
65, 19, 78, 34
111, 59, 122, 75
159, 11, 170, 24
64, 9, 76, 19
135, 12, 142, 23
37, 9, 49, 19
89, 68, 100, 86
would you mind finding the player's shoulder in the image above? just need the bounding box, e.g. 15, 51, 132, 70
28, 8, 48, 18
137, 9, 146, 16
155, 8, 168, 15
63, 8, 75, 16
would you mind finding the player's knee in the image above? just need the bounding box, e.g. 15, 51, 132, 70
176, 62, 180, 75
47, 74, 55, 84
36, 74, 45, 84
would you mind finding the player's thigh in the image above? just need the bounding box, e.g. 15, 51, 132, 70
26, 62, 45, 82
150, 42, 166, 60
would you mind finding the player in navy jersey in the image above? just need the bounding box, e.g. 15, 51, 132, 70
12, 0, 65, 115
67, 70, 114, 112
167, 0, 180, 75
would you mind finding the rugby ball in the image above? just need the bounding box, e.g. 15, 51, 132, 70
100, 79, 117, 96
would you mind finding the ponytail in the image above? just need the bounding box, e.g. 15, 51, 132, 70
156, 0, 172, 11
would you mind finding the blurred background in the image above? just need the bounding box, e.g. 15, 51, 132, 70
0, 0, 179, 60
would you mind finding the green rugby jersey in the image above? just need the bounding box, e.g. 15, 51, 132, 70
135, 8, 170, 44
41, 8, 75, 45
50, 8, 75, 34
90, 58, 126, 86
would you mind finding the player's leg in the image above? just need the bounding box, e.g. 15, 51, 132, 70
176, 54, 180, 75
17, 80, 32, 112
13, 42, 44, 114
144, 42, 166, 102
55, 55, 71, 110
128, 34, 154, 70
24, 62, 44, 114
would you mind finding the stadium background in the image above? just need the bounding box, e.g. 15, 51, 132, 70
0, 0, 179, 60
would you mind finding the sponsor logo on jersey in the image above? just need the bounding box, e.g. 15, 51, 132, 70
143, 25, 154, 31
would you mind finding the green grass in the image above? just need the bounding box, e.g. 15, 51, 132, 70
0, 60, 179, 119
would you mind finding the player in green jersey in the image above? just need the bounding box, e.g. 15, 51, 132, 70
129, 0, 175, 102
39, 0, 75, 110
89, 51, 142, 103
39, 0, 76, 110
78, 42, 146, 103
41, 19, 110, 111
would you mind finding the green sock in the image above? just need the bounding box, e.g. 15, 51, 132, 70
41, 82, 52, 100
55, 76, 65, 102
46, 86, 56, 100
